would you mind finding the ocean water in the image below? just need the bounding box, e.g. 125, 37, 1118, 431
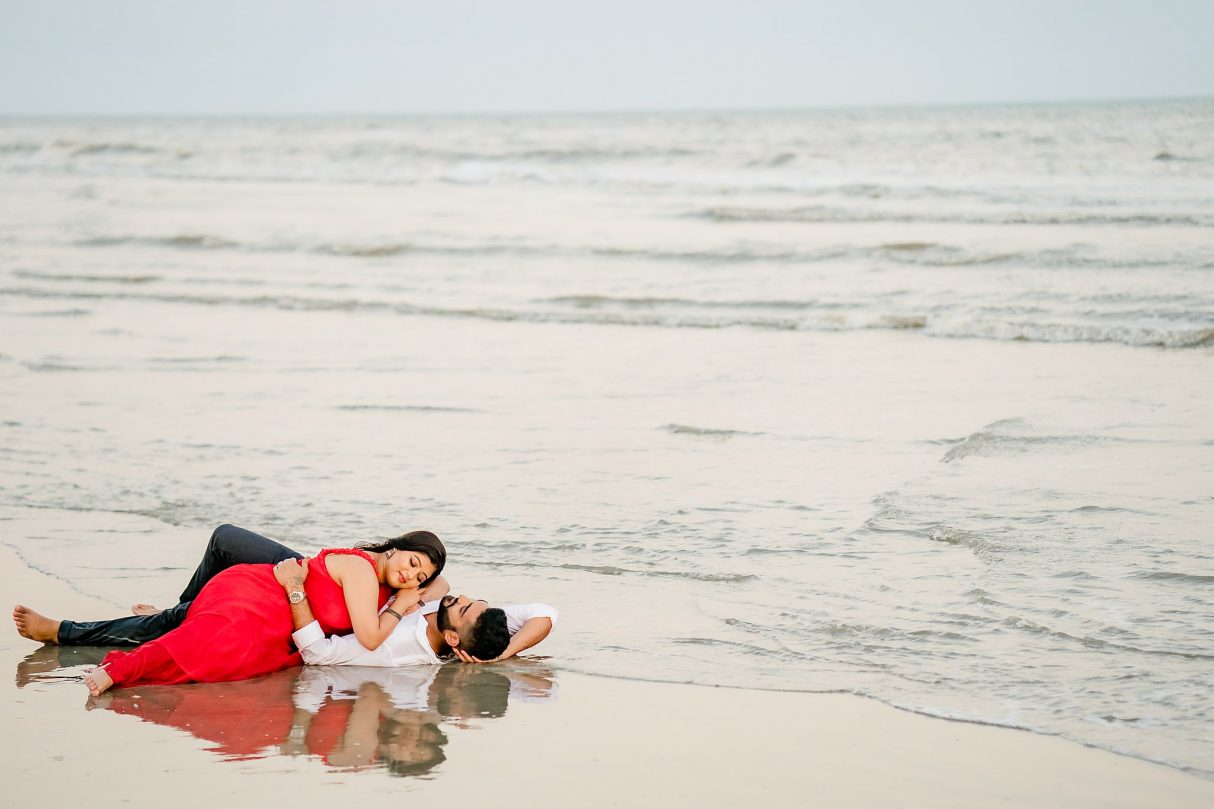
2, 101, 1212, 775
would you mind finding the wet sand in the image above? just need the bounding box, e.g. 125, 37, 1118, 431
3, 509, 1213, 808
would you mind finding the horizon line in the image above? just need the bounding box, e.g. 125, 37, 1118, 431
3, 94, 1212, 120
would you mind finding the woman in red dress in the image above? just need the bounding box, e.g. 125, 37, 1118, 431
84, 532, 446, 696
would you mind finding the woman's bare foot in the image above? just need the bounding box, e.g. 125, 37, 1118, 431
12, 605, 61, 644
84, 666, 113, 697
130, 603, 161, 616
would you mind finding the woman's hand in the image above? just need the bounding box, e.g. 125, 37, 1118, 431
274, 558, 309, 591
390, 587, 423, 615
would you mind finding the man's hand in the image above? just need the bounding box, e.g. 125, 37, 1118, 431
452, 647, 501, 664
416, 575, 450, 604
274, 557, 309, 591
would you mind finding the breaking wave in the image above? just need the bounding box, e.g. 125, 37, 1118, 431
660, 423, 760, 438
59, 232, 1212, 272
940, 418, 1141, 463
693, 204, 1214, 228
3, 285, 1210, 349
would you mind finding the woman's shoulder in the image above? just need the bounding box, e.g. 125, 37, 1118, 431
317, 548, 377, 574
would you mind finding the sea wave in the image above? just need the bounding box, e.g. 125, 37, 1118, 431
693, 204, 1214, 228
924, 317, 1214, 349
60, 231, 1211, 271
334, 404, 480, 413
1130, 571, 1214, 585
52, 139, 167, 157
76, 234, 239, 251
941, 418, 1142, 463
14, 270, 160, 285
4, 285, 1210, 349
660, 423, 758, 438
468, 558, 758, 584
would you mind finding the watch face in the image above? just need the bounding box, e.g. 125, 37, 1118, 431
289, 591, 305, 604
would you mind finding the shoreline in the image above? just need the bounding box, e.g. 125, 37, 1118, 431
4, 509, 1213, 807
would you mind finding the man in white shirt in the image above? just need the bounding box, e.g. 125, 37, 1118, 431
274, 556, 558, 667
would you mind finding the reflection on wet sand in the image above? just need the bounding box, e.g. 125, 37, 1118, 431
17, 646, 556, 778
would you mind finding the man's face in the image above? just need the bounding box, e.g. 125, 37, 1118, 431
436, 594, 490, 640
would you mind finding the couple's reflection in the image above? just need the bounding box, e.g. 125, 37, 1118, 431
17, 645, 556, 777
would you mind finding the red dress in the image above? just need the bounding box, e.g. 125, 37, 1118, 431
100, 549, 390, 687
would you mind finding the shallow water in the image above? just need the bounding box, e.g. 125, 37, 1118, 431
2, 101, 1212, 774
15, 644, 555, 778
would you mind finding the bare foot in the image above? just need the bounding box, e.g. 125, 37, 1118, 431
12, 605, 60, 644
84, 666, 113, 697
130, 603, 161, 616
16, 645, 64, 688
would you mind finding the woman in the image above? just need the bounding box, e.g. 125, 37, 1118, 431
83, 530, 446, 696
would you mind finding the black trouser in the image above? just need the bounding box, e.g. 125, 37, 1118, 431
56, 524, 302, 646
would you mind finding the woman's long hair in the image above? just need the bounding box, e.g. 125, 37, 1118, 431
358, 530, 446, 583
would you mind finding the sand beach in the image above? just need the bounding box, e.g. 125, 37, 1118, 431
4, 510, 1214, 808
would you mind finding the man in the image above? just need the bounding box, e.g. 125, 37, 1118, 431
275, 554, 556, 666
13, 523, 557, 664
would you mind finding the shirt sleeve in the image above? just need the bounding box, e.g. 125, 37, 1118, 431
501, 603, 559, 635
292, 621, 397, 667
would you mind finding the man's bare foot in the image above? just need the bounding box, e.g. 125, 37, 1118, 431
12, 605, 60, 644
84, 666, 113, 697
16, 646, 64, 688
130, 603, 161, 616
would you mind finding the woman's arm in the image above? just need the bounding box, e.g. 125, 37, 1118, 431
324, 682, 390, 768
326, 554, 402, 651
417, 575, 450, 604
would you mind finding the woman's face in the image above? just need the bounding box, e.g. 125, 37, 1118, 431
384, 550, 437, 590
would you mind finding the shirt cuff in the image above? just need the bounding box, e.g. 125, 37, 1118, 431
292, 620, 325, 650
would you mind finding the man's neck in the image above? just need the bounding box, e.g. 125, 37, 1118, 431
424, 613, 447, 656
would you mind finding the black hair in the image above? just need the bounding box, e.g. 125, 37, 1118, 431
465, 608, 510, 660
378, 720, 448, 777
357, 530, 446, 584
432, 666, 512, 719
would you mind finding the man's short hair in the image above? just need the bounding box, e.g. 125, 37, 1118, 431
464, 608, 510, 659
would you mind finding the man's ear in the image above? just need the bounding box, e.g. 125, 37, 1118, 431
443, 629, 461, 648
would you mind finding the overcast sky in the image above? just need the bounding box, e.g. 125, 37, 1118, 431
2, 1, 1211, 115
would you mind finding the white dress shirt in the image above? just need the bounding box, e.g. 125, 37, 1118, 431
292, 601, 559, 668
293, 664, 440, 712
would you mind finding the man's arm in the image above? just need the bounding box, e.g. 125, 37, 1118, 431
417, 575, 450, 605
273, 558, 397, 667
499, 617, 553, 660
454, 603, 558, 664
273, 558, 317, 631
